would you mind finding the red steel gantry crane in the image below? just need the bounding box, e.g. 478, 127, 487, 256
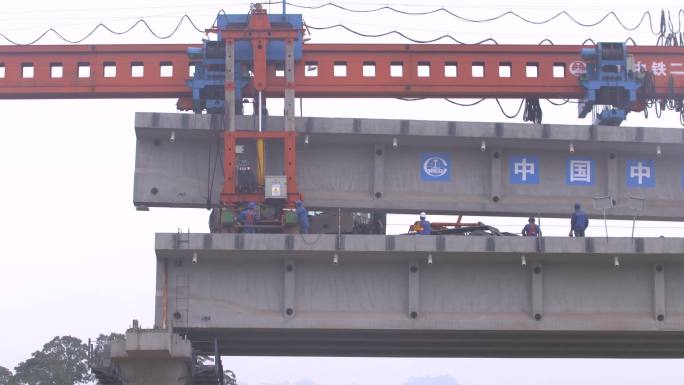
1, 5, 684, 229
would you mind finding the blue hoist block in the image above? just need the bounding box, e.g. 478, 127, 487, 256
577, 42, 644, 126
596, 108, 627, 126
185, 13, 304, 114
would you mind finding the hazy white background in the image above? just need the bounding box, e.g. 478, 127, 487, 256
1, 0, 684, 384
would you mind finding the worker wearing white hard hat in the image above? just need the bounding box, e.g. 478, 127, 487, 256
417, 212, 432, 235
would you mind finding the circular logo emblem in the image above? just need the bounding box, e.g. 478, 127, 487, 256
423, 156, 448, 178
569, 60, 587, 77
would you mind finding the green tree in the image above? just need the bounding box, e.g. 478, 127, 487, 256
0, 366, 15, 385
13, 336, 92, 385
90, 332, 125, 366
93, 333, 124, 355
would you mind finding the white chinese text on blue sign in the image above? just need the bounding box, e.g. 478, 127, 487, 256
509, 156, 539, 184
626, 159, 655, 188
566, 158, 594, 186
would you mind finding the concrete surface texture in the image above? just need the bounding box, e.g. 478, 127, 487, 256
155, 233, 684, 358
106, 328, 193, 385
134, 113, 684, 220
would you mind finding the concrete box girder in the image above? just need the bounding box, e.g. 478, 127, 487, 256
156, 233, 684, 358
134, 113, 684, 220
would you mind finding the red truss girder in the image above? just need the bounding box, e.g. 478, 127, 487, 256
1, 44, 684, 99
0, 44, 195, 99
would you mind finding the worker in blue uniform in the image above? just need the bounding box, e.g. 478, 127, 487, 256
418, 212, 432, 235
522, 217, 541, 237
570, 203, 589, 237
239, 202, 259, 233
295, 200, 309, 234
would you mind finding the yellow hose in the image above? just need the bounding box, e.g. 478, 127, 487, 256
256, 138, 265, 186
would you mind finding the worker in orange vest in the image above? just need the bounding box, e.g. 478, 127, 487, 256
522, 216, 541, 237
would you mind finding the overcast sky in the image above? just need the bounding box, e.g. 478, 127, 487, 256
2, 1, 684, 384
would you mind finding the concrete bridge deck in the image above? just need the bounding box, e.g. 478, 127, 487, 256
156, 233, 684, 357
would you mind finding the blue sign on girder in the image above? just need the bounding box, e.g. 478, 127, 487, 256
626, 159, 655, 188
566, 158, 595, 186
509, 155, 539, 184
420, 153, 451, 181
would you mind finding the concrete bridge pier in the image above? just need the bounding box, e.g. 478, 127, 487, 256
92, 327, 215, 385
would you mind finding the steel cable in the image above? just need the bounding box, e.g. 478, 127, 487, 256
0, 14, 205, 45
443, 98, 486, 106
286, 2, 680, 35
495, 99, 525, 119
0, 4, 651, 45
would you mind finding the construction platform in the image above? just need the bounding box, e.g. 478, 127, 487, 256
155, 233, 684, 358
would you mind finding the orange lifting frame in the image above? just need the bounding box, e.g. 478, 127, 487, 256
221, 130, 301, 206
1, 44, 684, 99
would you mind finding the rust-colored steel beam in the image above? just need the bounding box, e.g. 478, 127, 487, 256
260, 44, 684, 98
0, 44, 197, 99
1, 43, 684, 99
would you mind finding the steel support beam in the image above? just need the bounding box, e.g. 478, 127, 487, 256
156, 233, 684, 358
135, 113, 684, 220
225, 40, 236, 132
284, 39, 296, 132
2, 44, 684, 99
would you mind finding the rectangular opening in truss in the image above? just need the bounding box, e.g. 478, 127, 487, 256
103, 62, 116, 78
78, 62, 90, 78
131, 62, 144, 78
22, 63, 34, 78
334, 62, 347, 77
472, 62, 485, 78
363, 61, 376, 77
274, 63, 284, 77
305, 61, 318, 77
160, 62, 173, 77
553, 62, 565, 78
390, 62, 403, 77
417, 62, 430, 77
444, 62, 458, 78
499, 62, 512, 78
50, 63, 63, 78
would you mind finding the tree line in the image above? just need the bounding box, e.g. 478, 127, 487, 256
1, 333, 122, 385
